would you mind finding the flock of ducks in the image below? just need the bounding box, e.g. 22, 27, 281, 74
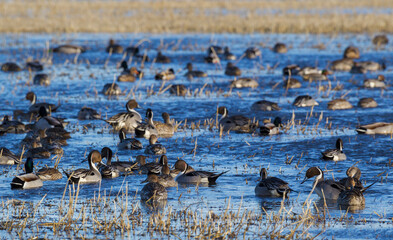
0, 34, 391, 208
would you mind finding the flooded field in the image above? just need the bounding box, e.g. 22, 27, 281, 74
0, 33, 392, 239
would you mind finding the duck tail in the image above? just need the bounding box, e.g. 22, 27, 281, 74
10, 177, 24, 189
259, 126, 270, 136
208, 170, 229, 184
361, 180, 378, 192
355, 127, 367, 134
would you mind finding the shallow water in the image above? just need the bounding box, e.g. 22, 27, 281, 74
0, 33, 393, 239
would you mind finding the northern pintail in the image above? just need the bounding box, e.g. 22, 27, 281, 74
155, 68, 175, 81
273, 42, 287, 53
337, 177, 365, 207
327, 99, 353, 110
26, 92, 60, 114
33, 73, 50, 86
358, 98, 377, 108
225, 63, 241, 76
207, 45, 224, 55
102, 83, 123, 95
223, 47, 236, 60
293, 95, 319, 107
99, 147, 120, 178
230, 77, 258, 89
301, 166, 345, 200
25, 141, 51, 159
283, 78, 302, 89
350, 65, 367, 74
363, 75, 386, 88
321, 138, 346, 161
37, 166, 62, 181
356, 122, 393, 135
343, 46, 360, 59
0, 147, 21, 165
11, 157, 43, 189
184, 63, 207, 79
106, 39, 123, 54
145, 135, 167, 155
137, 155, 164, 174
118, 128, 143, 150
156, 51, 171, 63
330, 58, 354, 71
135, 108, 158, 139
356, 61, 385, 71
64, 150, 103, 184
259, 117, 282, 136
255, 168, 292, 197
372, 34, 389, 46
1, 116, 26, 133
106, 100, 142, 131
339, 166, 364, 189
26, 60, 44, 72
169, 84, 188, 96
204, 52, 220, 64
52, 44, 85, 54
154, 112, 175, 137
244, 47, 261, 59
302, 70, 329, 81
100, 147, 138, 173
1, 62, 22, 72
175, 160, 227, 184
117, 61, 142, 82
218, 106, 256, 133
251, 100, 281, 111
140, 174, 168, 202
78, 107, 101, 120
142, 169, 178, 188
33, 106, 64, 130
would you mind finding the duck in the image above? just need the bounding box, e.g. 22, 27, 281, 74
259, 117, 282, 136
204, 52, 220, 64
330, 58, 354, 71
36, 166, 62, 181
0, 147, 21, 165
327, 99, 353, 110
0, 115, 26, 133
143, 169, 177, 188
298, 67, 325, 77
106, 39, 123, 54
105, 99, 142, 131
251, 100, 281, 111
77, 107, 101, 120
363, 75, 386, 88
102, 83, 123, 95
140, 174, 168, 202
282, 64, 301, 76
244, 47, 261, 59
155, 51, 171, 63
339, 167, 364, 189
169, 84, 188, 96
26, 92, 60, 114
144, 135, 167, 155
343, 46, 360, 59
293, 95, 319, 107
225, 63, 241, 76
118, 128, 143, 150
321, 138, 346, 161
11, 157, 43, 189
1, 62, 22, 72
207, 45, 224, 55
218, 106, 255, 133
337, 177, 365, 207
302, 70, 329, 81
184, 63, 207, 79
137, 155, 164, 174
26, 60, 44, 72
223, 47, 236, 60
170, 159, 195, 178
358, 98, 377, 108
33, 73, 50, 86
64, 150, 103, 184
350, 65, 367, 74
372, 34, 389, 46
174, 160, 227, 184
117, 61, 143, 82
99, 147, 120, 178
356, 61, 385, 71
155, 68, 175, 81
154, 112, 175, 136
273, 43, 287, 53
283, 78, 302, 89
52, 44, 85, 54
301, 166, 345, 200
356, 122, 393, 135
135, 108, 159, 139
125, 46, 150, 62
101, 147, 138, 173
255, 168, 292, 197
230, 78, 259, 88
33, 106, 64, 131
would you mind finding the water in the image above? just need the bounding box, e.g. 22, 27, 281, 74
0, 33, 392, 239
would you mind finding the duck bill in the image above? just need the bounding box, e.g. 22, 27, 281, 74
301, 177, 309, 184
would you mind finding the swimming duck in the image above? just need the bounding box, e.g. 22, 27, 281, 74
33, 106, 64, 131
11, 157, 43, 189
259, 117, 282, 136
1, 62, 22, 72
205, 52, 220, 64
330, 58, 354, 71
106, 100, 142, 132
170, 159, 195, 178
0, 147, 21, 165
273, 43, 287, 53
343, 46, 360, 59
337, 177, 365, 207
102, 83, 123, 96
140, 174, 168, 202
26, 92, 60, 114
78, 107, 101, 120
255, 168, 292, 197
125, 46, 150, 62
118, 128, 143, 150
356, 122, 393, 135
321, 138, 346, 161
244, 47, 261, 59
363, 75, 386, 88
36, 166, 62, 181
283, 64, 301, 76
52, 45, 85, 54
283, 78, 302, 89
293, 95, 319, 107
339, 167, 364, 189
64, 150, 103, 184
33, 73, 50, 86
117, 61, 143, 82
251, 100, 281, 111
25, 141, 53, 159
154, 112, 175, 136
137, 155, 164, 174
106, 39, 123, 54
225, 62, 241, 76
301, 166, 345, 200
298, 67, 327, 77
1, 116, 26, 133
144, 135, 166, 155
302, 70, 329, 81
175, 160, 227, 184
350, 65, 367, 74
358, 98, 377, 108
327, 99, 353, 110
135, 108, 158, 139
155, 68, 175, 81
356, 61, 385, 71
223, 47, 236, 60
156, 51, 171, 63
372, 35, 389, 46
207, 45, 224, 55
184, 63, 207, 79
26, 60, 44, 72
99, 147, 120, 178
218, 106, 255, 133
143, 168, 177, 188
101, 147, 138, 173
169, 84, 188, 96
230, 77, 258, 88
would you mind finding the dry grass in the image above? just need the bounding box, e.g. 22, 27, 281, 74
1, 0, 393, 33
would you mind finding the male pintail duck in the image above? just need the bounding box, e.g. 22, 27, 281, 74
52, 44, 85, 54
358, 98, 377, 108
175, 160, 227, 184
339, 167, 364, 189
343, 46, 360, 59
144, 135, 167, 155
156, 51, 171, 63
302, 70, 329, 81
170, 159, 195, 178
140, 174, 168, 202
255, 168, 292, 197
106, 100, 142, 131
372, 34, 389, 46
356, 61, 385, 71
230, 77, 258, 88
321, 138, 346, 161
169, 84, 188, 96
137, 155, 164, 174
259, 117, 282, 136
363, 75, 386, 88
244, 47, 261, 59
218, 106, 256, 133
301, 166, 345, 200
1, 116, 26, 133
330, 58, 354, 71
99, 147, 120, 178
327, 99, 353, 110
26, 60, 44, 72
283, 78, 302, 89
251, 100, 281, 111
337, 177, 365, 207
273, 42, 287, 53
154, 112, 175, 136
1, 62, 22, 72
293, 95, 319, 107
0, 147, 21, 165
26, 92, 60, 114
106, 39, 123, 54
37, 166, 62, 181
101, 147, 138, 173
102, 83, 123, 95
155, 68, 175, 81
33, 106, 64, 131
118, 128, 143, 150
11, 157, 43, 189
135, 108, 158, 139
33, 73, 50, 86
356, 122, 393, 135
64, 150, 103, 184
184, 63, 207, 79
223, 47, 236, 60
225, 63, 241, 76
78, 107, 101, 120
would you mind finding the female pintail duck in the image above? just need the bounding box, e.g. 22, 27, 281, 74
33, 73, 50, 86
26, 92, 60, 114
356, 122, 393, 135
137, 155, 164, 174
78, 107, 101, 120
101, 147, 138, 173
175, 160, 227, 184
11, 157, 43, 189
169, 84, 188, 96
99, 147, 120, 178
321, 138, 346, 161
0, 147, 21, 165
372, 34, 389, 46
343, 46, 360, 59
363, 75, 386, 88
251, 100, 281, 111
170, 159, 195, 178
218, 106, 256, 133
1, 62, 22, 72
117, 61, 143, 82
145, 135, 167, 155
327, 99, 353, 110
36, 166, 62, 181
102, 83, 123, 95
339, 166, 364, 189
283, 78, 302, 89
293, 95, 319, 107
64, 150, 103, 184
156, 51, 171, 63
330, 58, 354, 71
259, 117, 282, 136
230, 77, 258, 89
357, 61, 385, 71
302, 70, 329, 81
244, 47, 261, 59
301, 166, 345, 200
135, 108, 158, 139
273, 42, 287, 53
105, 99, 142, 132
224, 47, 236, 60
337, 177, 365, 207
155, 68, 175, 81
143, 168, 178, 188
154, 112, 175, 136
140, 174, 167, 202
118, 128, 143, 150
184, 63, 207, 79
225, 63, 241, 76
52, 44, 85, 54
255, 168, 292, 197
106, 39, 123, 54
25, 141, 54, 159
33, 106, 64, 131
358, 98, 377, 108
1, 116, 26, 133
